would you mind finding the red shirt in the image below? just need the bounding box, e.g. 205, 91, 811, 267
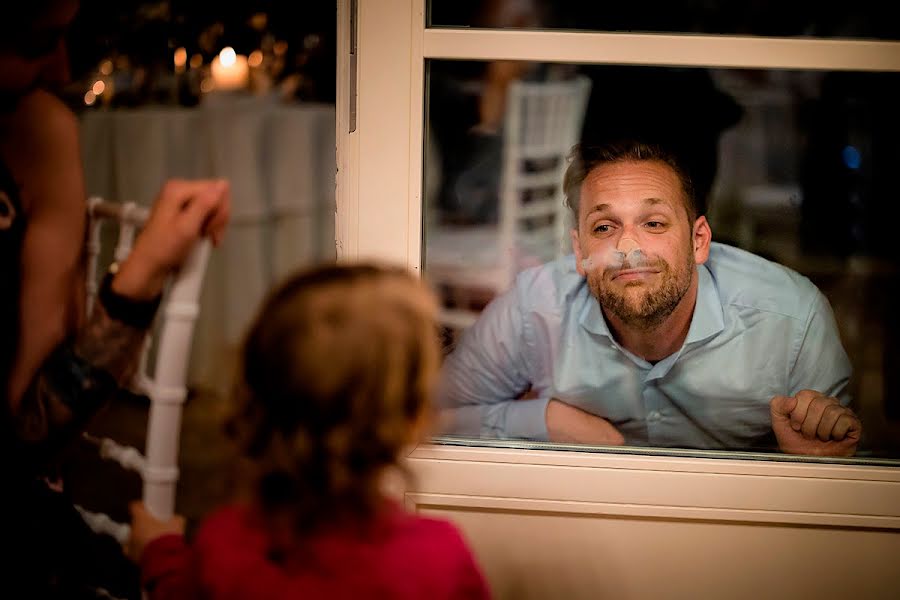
141, 503, 490, 599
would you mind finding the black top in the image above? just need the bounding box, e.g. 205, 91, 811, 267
0, 157, 141, 599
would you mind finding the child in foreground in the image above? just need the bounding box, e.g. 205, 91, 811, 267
128, 263, 490, 599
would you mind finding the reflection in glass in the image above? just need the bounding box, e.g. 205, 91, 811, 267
423, 59, 900, 463
428, 0, 900, 40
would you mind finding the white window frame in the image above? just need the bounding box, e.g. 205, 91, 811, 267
336, 0, 900, 531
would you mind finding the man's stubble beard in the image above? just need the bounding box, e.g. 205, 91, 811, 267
590, 246, 695, 332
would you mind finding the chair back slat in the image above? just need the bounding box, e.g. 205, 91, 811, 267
501, 75, 592, 277
429, 76, 592, 338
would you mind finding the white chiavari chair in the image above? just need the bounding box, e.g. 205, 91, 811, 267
77, 196, 211, 544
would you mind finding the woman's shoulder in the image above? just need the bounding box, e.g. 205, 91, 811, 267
0, 89, 82, 214
2, 89, 78, 153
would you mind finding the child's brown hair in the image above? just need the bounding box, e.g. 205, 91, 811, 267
226, 263, 440, 533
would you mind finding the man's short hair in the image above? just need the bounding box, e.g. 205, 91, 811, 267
563, 140, 699, 226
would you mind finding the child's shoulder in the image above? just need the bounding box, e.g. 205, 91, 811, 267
387, 508, 478, 564
391, 505, 464, 538
388, 510, 489, 597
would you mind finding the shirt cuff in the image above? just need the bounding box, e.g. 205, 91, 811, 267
496, 397, 550, 441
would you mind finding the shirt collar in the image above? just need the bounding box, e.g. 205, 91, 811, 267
579, 263, 724, 347
684, 263, 725, 345
579, 289, 613, 339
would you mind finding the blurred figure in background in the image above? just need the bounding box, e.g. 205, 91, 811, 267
429, 0, 558, 225
2, 2, 230, 597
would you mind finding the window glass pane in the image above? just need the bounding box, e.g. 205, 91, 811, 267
424, 58, 900, 465
428, 1, 900, 40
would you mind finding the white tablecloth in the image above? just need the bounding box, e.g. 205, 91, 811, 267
80, 96, 335, 390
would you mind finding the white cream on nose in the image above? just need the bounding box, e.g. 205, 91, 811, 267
581, 238, 648, 273
617, 237, 640, 253
582, 247, 628, 271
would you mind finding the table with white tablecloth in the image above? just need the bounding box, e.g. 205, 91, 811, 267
80, 96, 335, 391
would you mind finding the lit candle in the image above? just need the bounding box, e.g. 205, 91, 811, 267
173, 47, 187, 73
210, 47, 249, 91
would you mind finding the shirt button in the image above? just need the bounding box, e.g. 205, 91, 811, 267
647, 410, 662, 421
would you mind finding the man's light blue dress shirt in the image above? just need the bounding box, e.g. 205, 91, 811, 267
438, 243, 851, 450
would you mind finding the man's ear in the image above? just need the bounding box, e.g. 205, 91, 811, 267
571, 229, 586, 276
693, 216, 712, 264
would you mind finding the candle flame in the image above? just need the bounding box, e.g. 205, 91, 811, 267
174, 47, 187, 69
219, 47, 237, 67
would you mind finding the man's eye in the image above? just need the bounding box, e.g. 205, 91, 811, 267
646, 221, 665, 229
593, 224, 611, 234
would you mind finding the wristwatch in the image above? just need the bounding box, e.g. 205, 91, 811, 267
98, 263, 162, 329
